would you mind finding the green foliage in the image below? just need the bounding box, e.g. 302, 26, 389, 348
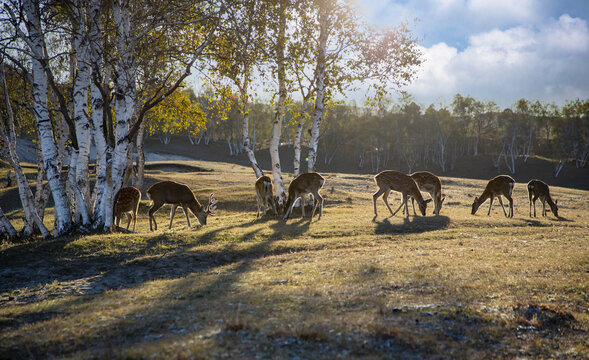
145, 89, 206, 138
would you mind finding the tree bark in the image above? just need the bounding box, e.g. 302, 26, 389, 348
269, 0, 287, 203
23, 0, 72, 236
134, 120, 146, 189
293, 101, 308, 177
0, 205, 17, 239
242, 102, 264, 178
0, 60, 50, 238
104, 0, 135, 230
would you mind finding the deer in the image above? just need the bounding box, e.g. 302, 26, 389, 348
255, 175, 278, 217
527, 179, 558, 218
283, 172, 325, 220
373, 170, 431, 217
146, 180, 218, 231
407, 171, 445, 216
471, 175, 515, 217
113, 186, 142, 232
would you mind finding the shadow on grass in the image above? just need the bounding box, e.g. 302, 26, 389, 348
373, 215, 450, 235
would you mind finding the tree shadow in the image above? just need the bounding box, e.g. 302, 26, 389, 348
373, 215, 450, 235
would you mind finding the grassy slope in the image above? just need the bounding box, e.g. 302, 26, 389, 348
0, 160, 588, 359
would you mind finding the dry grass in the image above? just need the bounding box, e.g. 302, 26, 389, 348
1, 160, 588, 359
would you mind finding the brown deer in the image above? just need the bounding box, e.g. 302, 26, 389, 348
113, 186, 142, 232
255, 175, 278, 217
146, 180, 218, 231
408, 171, 445, 215
373, 170, 431, 217
471, 175, 515, 217
283, 172, 325, 220
527, 179, 558, 218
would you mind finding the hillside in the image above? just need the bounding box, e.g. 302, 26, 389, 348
143, 136, 589, 191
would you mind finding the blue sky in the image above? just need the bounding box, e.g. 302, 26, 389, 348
354, 0, 589, 108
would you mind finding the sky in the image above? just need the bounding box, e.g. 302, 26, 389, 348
354, 0, 589, 108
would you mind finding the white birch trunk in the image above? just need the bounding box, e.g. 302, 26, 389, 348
88, 0, 111, 228
72, 1, 92, 223
0, 205, 18, 239
104, 0, 134, 230
241, 92, 263, 178
306, 5, 328, 173
23, 0, 72, 236
269, 0, 287, 203
293, 101, 308, 177
134, 121, 146, 189
0, 61, 50, 238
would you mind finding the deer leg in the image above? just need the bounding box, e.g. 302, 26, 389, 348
528, 191, 533, 217
487, 197, 494, 216
181, 204, 192, 228
505, 194, 514, 218
168, 204, 179, 229
132, 212, 137, 232
300, 194, 306, 218
311, 190, 324, 220
383, 190, 397, 216
149, 201, 164, 231
256, 194, 262, 218
411, 196, 417, 216
284, 196, 298, 220
532, 194, 539, 217
541, 198, 547, 216
115, 214, 120, 228
373, 187, 387, 216
404, 194, 410, 217
125, 213, 132, 230
497, 196, 508, 217
392, 193, 405, 216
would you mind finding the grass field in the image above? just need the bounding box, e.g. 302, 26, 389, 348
1, 160, 588, 359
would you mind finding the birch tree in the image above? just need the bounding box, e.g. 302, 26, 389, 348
267, 0, 288, 204
9, 0, 73, 236
206, 0, 266, 178
0, 57, 50, 238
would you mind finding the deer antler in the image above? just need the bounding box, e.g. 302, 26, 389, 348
207, 193, 218, 215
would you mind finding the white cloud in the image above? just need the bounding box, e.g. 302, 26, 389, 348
467, 0, 539, 23
540, 14, 589, 53
404, 14, 589, 107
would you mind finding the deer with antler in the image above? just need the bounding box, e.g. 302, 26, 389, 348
471, 175, 515, 217
373, 170, 431, 217
146, 180, 218, 231
113, 186, 142, 232
527, 179, 558, 218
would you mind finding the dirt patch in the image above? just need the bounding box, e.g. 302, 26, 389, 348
514, 304, 576, 329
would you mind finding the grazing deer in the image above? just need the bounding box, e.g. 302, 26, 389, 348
146, 180, 218, 231
113, 186, 142, 232
255, 175, 278, 217
373, 170, 431, 217
471, 175, 515, 217
527, 179, 558, 218
283, 172, 325, 220
408, 171, 445, 215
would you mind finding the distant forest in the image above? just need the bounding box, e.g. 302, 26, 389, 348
149, 90, 588, 178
